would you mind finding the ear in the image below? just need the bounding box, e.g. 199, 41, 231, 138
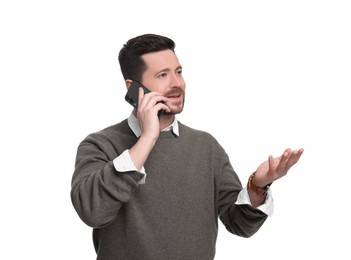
125, 79, 133, 89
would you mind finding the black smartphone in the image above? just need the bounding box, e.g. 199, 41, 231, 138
125, 81, 150, 108
125, 81, 167, 116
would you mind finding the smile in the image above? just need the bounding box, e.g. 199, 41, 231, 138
167, 93, 181, 99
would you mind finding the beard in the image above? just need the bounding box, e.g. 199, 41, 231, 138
163, 97, 185, 115
163, 87, 185, 115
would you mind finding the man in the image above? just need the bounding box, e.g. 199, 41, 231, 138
71, 34, 304, 259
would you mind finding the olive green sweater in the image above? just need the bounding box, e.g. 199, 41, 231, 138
71, 119, 267, 260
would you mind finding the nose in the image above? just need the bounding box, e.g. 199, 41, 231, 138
170, 72, 182, 88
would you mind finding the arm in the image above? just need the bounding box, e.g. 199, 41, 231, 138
218, 155, 269, 238
129, 87, 171, 170
219, 148, 303, 237
70, 139, 144, 228
71, 88, 170, 228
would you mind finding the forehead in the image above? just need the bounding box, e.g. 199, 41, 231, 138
141, 49, 181, 71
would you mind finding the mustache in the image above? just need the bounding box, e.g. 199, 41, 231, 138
164, 87, 185, 97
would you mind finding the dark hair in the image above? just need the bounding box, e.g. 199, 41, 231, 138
118, 34, 176, 82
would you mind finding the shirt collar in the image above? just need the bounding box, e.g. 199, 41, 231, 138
127, 112, 179, 138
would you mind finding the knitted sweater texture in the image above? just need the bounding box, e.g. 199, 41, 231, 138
71, 119, 267, 260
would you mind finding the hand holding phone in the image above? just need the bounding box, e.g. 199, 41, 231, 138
125, 81, 168, 116
125, 81, 150, 108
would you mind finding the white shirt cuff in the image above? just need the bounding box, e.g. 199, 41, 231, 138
235, 186, 274, 217
113, 150, 146, 184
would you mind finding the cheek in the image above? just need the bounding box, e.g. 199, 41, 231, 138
142, 80, 163, 92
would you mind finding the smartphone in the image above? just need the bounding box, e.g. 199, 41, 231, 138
125, 81, 167, 116
125, 81, 150, 108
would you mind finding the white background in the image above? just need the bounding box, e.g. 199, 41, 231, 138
1, 0, 350, 259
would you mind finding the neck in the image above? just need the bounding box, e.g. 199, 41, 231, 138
158, 114, 175, 130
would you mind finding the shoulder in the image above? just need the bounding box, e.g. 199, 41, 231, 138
178, 122, 222, 147
80, 119, 132, 146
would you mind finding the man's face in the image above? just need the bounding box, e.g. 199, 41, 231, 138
140, 49, 186, 115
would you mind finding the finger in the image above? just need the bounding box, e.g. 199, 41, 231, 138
268, 154, 275, 172
157, 102, 171, 113
285, 148, 304, 169
280, 148, 292, 162
274, 149, 290, 171
137, 87, 146, 110
140, 93, 171, 117
138, 90, 158, 111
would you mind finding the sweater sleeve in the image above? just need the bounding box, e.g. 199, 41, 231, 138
70, 136, 144, 228
217, 154, 268, 238
235, 186, 274, 216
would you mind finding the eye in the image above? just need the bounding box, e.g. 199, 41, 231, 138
158, 72, 167, 78
176, 69, 182, 75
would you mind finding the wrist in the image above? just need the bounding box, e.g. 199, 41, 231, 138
247, 172, 272, 196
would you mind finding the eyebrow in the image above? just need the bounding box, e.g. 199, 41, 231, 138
155, 65, 182, 75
